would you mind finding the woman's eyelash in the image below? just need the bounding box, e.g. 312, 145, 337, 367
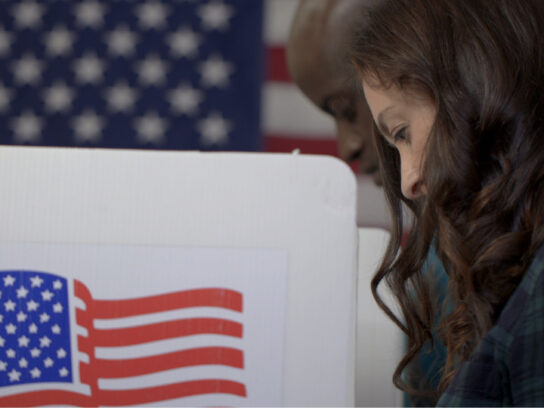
393, 127, 407, 142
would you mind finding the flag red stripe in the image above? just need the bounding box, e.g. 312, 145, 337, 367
80, 318, 242, 347
265, 134, 338, 155
0, 390, 91, 406
74, 280, 243, 318
80, 346, 243, 379
98, 379, 247, 405
0, 380, 246, 406
266, 46, 291, 82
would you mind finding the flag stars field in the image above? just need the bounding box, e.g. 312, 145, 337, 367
3, 276, 15, 287
12, 1, 44, 29
1, 0, 260, 151
74, 0, 107, 29
0, 29, 12, 56
44, 26, 74, 57
136, 1, 170, 30
30, 276, 44, 288
17, 286, 29, 299
198, 0, 234, 31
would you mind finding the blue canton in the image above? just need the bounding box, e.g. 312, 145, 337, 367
0, 0, 263, 151
0, 271, 72, 386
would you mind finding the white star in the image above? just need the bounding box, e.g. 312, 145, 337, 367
30, 275, 44, 288
0, 28, 13, 56
5, 323, 16, 334
0, 336, 5, 347
168, 84, 203, 115
167, 28, 201, 58
0, 84, 12, 113
12, 54, 43, 85
18, 335, 30, 348
29, 323, 38, 334
11, 111, 43, 143
18, 357, 28, 368
16, 285, 29, 299
136, 55, 169, 86
136, 1, 169, 30
51, 324, 61, 334
39, 336, 51, 348
105, 82, 137, 113
53, 280, 63, 290
199, 54, 233, 88
3, 275, 15, 287
4, 300, 16, 312
17, 311, 27, 322
39, 313, 49, 323
57, 348, 67, 359
59, 367, 69, 377
44, 26, 74, 57
43, 82, 74, 113
73, 53, 105, 84
27, 300, 39, 312
75, 0, 106, 28
198, 0, 234, 31
72, 110, 104, 143
134, 112, 167, 144
30, 347, 41, 358
105, 25, 137, 57
30, 367, 41, 378
12, 1, 44, 29
0, 315, 3, 323
8, 368, 21, 382
53, 302, 63, 313
41, 290, 53, 301
0, 361, 6, 371
43, 357, 54, 367
197, 112, 232, 146
6, 349, 15, 358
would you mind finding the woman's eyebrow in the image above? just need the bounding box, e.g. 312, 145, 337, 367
377, 106, 395, 136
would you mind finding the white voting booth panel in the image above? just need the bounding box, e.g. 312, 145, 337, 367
0, 146, 359, 407
357, 228, 404, 407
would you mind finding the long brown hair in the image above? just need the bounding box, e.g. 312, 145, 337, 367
351, 0, 544, 396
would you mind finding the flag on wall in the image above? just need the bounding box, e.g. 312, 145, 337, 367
0, 270, 246, 406
0, 0, 263, 151
0, 0, 338, 155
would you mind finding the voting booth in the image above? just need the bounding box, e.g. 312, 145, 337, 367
0, 146, 403, 406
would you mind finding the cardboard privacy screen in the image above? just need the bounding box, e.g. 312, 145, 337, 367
0, 147, 358, 406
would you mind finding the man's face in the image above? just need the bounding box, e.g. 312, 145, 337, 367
287, 0, 381, 184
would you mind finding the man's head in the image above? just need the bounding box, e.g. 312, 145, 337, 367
287, 0, 381, 183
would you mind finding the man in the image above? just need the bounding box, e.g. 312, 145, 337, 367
286, 0, 381, 184
286, 1, 447, 406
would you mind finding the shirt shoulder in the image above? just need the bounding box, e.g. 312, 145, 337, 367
437, 245, 544, 407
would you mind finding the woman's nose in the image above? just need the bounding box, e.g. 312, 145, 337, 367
401, 165, 425, 200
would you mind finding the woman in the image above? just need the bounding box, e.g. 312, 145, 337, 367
351, 0, 544, 405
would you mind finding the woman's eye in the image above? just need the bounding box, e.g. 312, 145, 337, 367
393, 127, 407, 142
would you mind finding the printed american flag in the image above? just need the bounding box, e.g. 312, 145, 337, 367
0, 270, 245, 406
0, 0, 339, 155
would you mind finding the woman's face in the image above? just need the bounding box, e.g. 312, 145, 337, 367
362, 78, 436, 199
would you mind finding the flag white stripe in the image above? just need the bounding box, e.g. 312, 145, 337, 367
94, 334, 244, 360
264, 0, 300, 45
93, 306, 243, 329
262, 83, 336, 137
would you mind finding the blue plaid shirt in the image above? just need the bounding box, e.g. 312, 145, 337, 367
438, 245, 544, 406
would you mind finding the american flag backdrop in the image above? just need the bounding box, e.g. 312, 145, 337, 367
0, 0, 338, 154
0, 270, 246, 405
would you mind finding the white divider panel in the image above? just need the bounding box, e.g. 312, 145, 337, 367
0, 146, 358, 407
356, 228, 404, 406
